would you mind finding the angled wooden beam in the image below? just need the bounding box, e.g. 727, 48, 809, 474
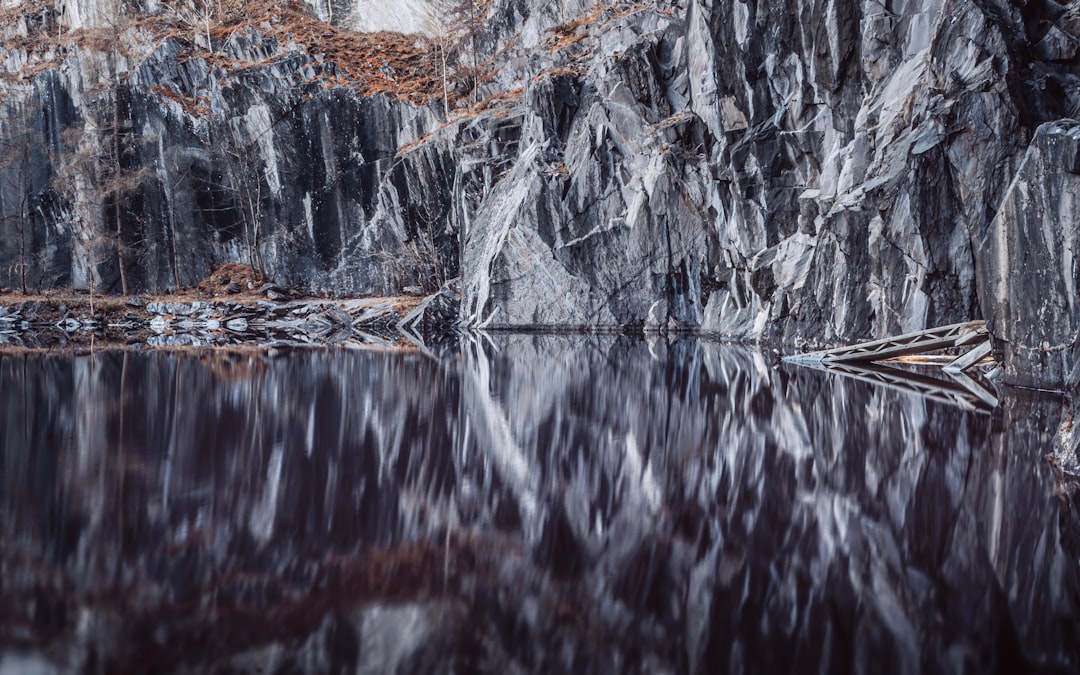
821, 320, 987, 364
783, 321, 990, 367
943, 366, 1000, 409
942, 339, 994, 374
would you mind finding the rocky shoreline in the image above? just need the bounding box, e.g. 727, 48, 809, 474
0, 286, 460, 351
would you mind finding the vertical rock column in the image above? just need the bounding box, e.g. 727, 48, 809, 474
979, 120, 1080, 390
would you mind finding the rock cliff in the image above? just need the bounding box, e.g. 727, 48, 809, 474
1, 1, 1079, 371
1, 0, 453, 297
980, 120, 1080, 389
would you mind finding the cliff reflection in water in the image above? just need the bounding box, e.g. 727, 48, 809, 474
1, 336, 1078, 674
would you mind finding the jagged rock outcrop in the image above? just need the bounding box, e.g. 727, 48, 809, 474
980, 120, 1080, 390
2, 0, 1080, 371
460, 0, 1078, 343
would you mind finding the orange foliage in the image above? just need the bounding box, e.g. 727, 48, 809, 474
196, 262, 265, 296
545, 1, 653, 52
0, 0, 447, 105
192, 1, 444, 102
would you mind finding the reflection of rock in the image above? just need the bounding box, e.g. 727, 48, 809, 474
397, 284, 460, 347
1054, 397, 1080, 476
0, 339, 1077, 672
0, 295, 433, 348
987, 389, 1080, 659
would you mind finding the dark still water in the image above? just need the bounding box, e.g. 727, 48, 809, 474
1, 336, 1078, 674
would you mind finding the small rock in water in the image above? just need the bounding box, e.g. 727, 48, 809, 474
148, 301, 201, 316
148, 334, 206, 347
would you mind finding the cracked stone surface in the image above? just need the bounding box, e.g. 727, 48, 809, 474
980, 120, 1080, 390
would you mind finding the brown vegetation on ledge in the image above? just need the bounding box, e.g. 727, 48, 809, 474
0, 0, 447, 105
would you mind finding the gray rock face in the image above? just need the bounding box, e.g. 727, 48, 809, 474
300, 0, 436, 34
980, 120, 1080, 389
461, 0, 1078, 345
0, 13, 453, 297
2, 0, 1080, 369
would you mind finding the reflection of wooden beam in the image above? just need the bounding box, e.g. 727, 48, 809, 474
793, 360, 997, 413
944, 365, 1000, 409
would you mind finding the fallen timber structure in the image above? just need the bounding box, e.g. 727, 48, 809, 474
784, 321, 1000, 412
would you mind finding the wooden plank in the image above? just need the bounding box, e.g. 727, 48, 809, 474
943, 367, 1000, 409
942, 339, 994, 374
884, 354, 957, 365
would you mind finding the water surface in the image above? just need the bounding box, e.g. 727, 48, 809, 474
1, 336, 1078, 674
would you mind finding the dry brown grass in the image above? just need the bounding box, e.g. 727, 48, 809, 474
533, 64, 588, 82
464, 86, 524, 115
149, 83, 213, 117
395, 86, 525, 155
0, 0, 448, 104
546, 3, 605, 51
545, 1, 654, 51
196, 261, 265, 296
177, 2, 446, 103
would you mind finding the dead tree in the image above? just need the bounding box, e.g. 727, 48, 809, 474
425, 0, 491, 114
217, 124, 269, 280
0, 114, 41, 293
51, 16, 145, 296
